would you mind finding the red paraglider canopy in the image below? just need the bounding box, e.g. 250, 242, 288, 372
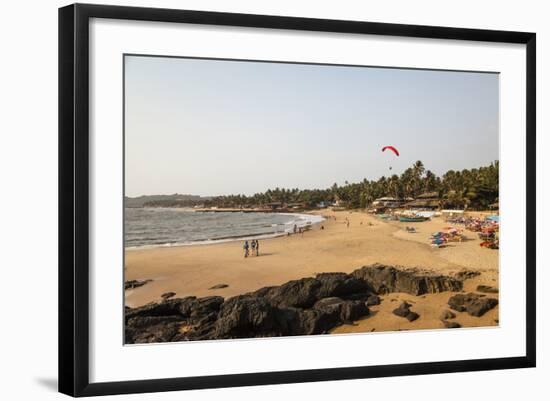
382, 146, 400, 156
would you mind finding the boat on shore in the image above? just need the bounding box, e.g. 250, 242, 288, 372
398, 216, 429, 222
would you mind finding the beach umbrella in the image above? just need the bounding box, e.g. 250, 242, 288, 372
382, 145, 400, 170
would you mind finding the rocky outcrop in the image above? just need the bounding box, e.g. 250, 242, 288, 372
392, 301, 419, 322
247, 273, 371, 309
476, 285, 499, 294
211, 296, 282, 339
161, 292, 176, 300
454, 270, 481, 281
125, 264, 478, 343
126, 293, 370, 343
442, 320, 461, 329
125, 279, 152, 290
439, 309, 459, 328
313, 297, 370, 323
209, 283, 229, 290
392, 302, 420, 322
366, 294, 381, 306
249, 278, 323, 308
352, 264, 463, 295
448, 293, 498, 317
439, 309, 456, 320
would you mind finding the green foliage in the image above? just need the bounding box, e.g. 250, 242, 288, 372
145, 160, 499, 211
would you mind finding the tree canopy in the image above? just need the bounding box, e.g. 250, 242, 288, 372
144, 160, 499, 211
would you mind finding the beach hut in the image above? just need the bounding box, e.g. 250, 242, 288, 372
371, 197, 406, 213
266, 202, 283, 211
404, 192, 440, 210
287, 202, 307, 211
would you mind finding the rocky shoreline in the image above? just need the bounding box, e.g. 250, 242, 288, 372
125, 264, 498, 344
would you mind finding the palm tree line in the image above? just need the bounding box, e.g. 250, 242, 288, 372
201, 160, 499, 211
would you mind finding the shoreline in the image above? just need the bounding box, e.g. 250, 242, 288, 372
125, 211, 326, 250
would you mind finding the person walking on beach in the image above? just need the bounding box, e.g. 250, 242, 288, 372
293, 224, 297, 234
243, 240, 249, 258
251, 239, 256, 256
255, 240, 260, 256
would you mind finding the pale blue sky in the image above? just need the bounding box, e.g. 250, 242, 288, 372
125, 55, 499, 197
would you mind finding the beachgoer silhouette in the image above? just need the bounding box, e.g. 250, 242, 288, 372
251, 239, 256, 256
255, 240, 260, 256
243, 240, 249, 258
293, 224, 297, 234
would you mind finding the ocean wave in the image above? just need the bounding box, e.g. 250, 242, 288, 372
125, 212, 325, 250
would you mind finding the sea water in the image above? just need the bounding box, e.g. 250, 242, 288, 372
125, 208, 324, 249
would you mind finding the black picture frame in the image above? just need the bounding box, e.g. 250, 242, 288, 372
59, 3, 536, 397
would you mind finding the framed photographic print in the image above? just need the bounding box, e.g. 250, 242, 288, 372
58, 3, 536, 397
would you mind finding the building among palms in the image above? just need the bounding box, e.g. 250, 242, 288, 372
370, 197, 408, 213
404, 192, 440, 210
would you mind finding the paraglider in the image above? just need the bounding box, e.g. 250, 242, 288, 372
382, 146, 399, 170
382, 146, 399, 156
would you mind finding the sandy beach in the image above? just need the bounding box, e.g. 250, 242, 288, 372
125, 209, 499, 333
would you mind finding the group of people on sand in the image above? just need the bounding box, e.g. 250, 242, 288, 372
243, 239, 260, 258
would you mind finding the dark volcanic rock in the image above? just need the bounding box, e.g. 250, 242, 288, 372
454, 270, 481, 281
392, 301, 419, 321
213, 296, 281, 339
209, 283, 229, 289
467, 297, 499, 317
125, 298, 190, 322
341, 300, 370, 321
209, 295, 370, 340
125, 296, 224, 324
406, 311, 420, 322
253, 278, 322, 308
247, 265, 462, 310
439, 309, 456, 320
442, 320, 461, 329
448, 293, 498, 317
315, 273, 370, 298
313, 297, 369, 322
188, 296, 225, 318
161, 292, 176, 300
290, 308, 342, 335
124, 294, 226, 342
125, 293, 370, 343
352, 264, 463, 295
125, 264, 477, 343
366, 294, 381, 306
125, 279, 152, 290
392, 301, 412, 317
476, 285, 499, 294
125, 316, 184, 343
448, 293, 474, 312
252, 273, 370, 309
